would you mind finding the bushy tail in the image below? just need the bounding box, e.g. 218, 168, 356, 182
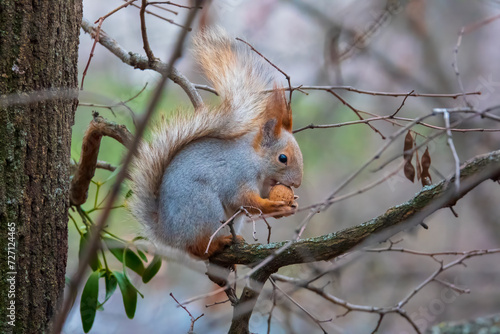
193, 26, 275, 123
129, 27, 275, 228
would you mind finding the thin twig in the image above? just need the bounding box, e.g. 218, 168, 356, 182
240, 206, 272, 244
129, 2, 191, 29
79, 82, 148, 120
96, 161, 118, 172
195, 83, 481, 99
267, 284, 277, 334
327, 88, 386, 139
453, 13, 500, 107
97, 0, 136, 23
147, 2, 178, 15
205, 299, 230, 308
339, 2, 401, 61
205, 209, 242, 254
170, 293, 204, 332
140, 0, 156, 62
270, 278, 330, 333
433, 108, 461, 193
390, 90, 414, 117
80, 17, 203, 109
81, 18, 103, 90
293, 114, 500, 134
148, 1, 203, 9
82, 0, 138, 90
235, 37, 294, 107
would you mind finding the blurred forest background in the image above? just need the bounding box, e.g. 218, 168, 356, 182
66, 0, 500, 333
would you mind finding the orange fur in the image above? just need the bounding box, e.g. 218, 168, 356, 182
240, 191, 294, 215
187, 234, 244, 259
253, 87, 293, 150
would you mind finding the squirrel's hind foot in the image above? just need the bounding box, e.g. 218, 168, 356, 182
187, 234, 244, 260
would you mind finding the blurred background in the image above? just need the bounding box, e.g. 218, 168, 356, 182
66, 1, 500, 333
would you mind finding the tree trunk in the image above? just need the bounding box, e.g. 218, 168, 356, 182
0, 1, 82, 333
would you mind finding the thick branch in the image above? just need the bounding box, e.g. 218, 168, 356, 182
80, 17, 204, 109
219, 150, 500, 333
212, 150, 500, 266
69, 113, 133, 205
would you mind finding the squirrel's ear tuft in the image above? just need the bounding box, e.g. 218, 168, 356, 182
260, 118, 278, 147
264, 86, 292, 133
255, 86, 292, 150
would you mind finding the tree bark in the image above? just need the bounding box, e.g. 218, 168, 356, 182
0, 1, 82, 333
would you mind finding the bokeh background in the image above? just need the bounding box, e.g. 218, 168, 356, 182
65, 1, 500, 333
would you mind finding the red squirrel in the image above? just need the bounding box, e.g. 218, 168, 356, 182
129, 27, 303, 259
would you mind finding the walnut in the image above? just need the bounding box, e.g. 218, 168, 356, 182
269, 184, 295, 206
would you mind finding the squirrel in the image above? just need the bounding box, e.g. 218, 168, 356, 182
129, 27, 303, 259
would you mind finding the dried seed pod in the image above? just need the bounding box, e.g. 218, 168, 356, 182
404, 130, 414, 161
421, 147, 432, 186
421, 147, 431, 170
404, 160, 415, 183
403, 130, 415, 182
269, 184, 295, 206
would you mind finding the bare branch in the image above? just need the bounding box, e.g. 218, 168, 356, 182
271, 245, 500, 334
390, 90, 414, 117
81, 18, 103, 90
433, 108, 461, 193
453, 13, 500, 107
170, 293, 204, 333
236, 37, 294, 107
80, 17, 204, 109
326, 88, 386, 139
128, 1, 191, 29
147, 1, 203, 9
269, 278, 330, 333
140, 0, 156, 62
194, 84, 481, 99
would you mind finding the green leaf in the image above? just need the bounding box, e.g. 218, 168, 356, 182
123, 249, 145, 276
108, 247, 125, 263
137, 249, 148, 262
104, 237, 145, 276
142, 255, 162, 284
80, 271, 100, 333
114, 271, 138, 319
97, 271, 118, 309
79, 232, 101, 271
104, 272, 118, 304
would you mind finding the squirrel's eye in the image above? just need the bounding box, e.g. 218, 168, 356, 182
278, 154, 288, 164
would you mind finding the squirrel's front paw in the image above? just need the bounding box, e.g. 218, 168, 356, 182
268, 200, 297, 218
